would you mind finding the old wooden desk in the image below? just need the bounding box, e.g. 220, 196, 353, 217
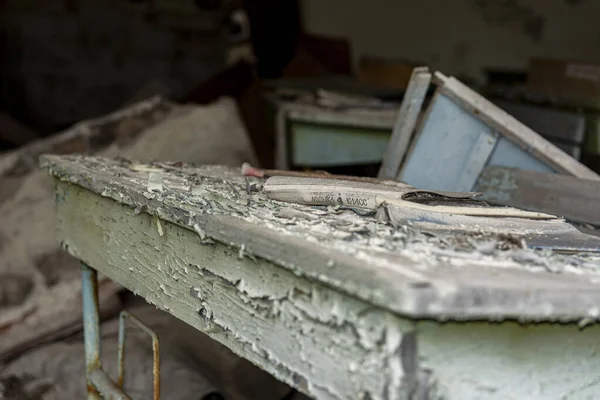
42, 155, 600, 400
264, 92, 398, 170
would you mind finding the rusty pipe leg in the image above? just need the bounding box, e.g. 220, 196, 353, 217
82, 262, 102, 400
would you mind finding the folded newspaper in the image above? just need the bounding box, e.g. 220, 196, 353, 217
263, 175, 600, 252
263, 175, 555, 219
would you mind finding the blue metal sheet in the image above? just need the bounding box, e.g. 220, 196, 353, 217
398, 94, 498, 191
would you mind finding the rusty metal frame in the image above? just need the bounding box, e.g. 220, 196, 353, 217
118, 311, 161, 399
81, 262, 160, 399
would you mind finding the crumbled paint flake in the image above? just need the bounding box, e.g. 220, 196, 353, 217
148, 172, 164, 192
155, 216, 164, 236
587, 307, 600, 318
348, 362, 358, 373
187, 212, 197, 226
191, 186, 208, 196
276, 207, 319, 221
193, 223, 206, 240
236, 278, 246, 292
578, 317, 595, 328
130, 163, 164, 173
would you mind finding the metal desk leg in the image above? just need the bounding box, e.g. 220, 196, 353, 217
81, 262, 161, 399
82, 262, 103, 400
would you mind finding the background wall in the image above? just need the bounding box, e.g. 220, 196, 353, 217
301, 0, 600, 82
0, 0, 230, 133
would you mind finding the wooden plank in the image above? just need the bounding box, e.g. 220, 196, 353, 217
492, 99, 586, 145
41, 155, 600, 321
493, 99, 585, 159
433, 72, 599, 180
453, 128, 498, 191
378, 67, 431, 179
476, 166, 600, 226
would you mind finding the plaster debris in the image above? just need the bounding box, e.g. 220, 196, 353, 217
148, 172, 164, 192
131, 164, 164, 173
276, 207, 318, 221
193, 223, 206, 240
155, 213, 164, 236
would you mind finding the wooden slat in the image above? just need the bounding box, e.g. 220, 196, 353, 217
492, 99, 586, 145
476, 166, 600, 226
433, 72, 599, 180
378, 67, 431, 179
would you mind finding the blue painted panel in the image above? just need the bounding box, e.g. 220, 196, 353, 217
398, 95, 497, 191
487, 138, 555, 174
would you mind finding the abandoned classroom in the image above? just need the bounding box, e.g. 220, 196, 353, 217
2, 1, 600, 399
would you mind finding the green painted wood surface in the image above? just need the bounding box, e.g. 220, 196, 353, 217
291, 122, 391, 167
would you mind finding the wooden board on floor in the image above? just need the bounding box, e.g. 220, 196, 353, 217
476, 166, 600, 226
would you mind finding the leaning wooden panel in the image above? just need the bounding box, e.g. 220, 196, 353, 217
434, 73, 598, 180
53, 181, 417, 400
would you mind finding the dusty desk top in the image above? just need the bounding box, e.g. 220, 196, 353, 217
42, 155, 600, 323
263, 89, 398, 129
